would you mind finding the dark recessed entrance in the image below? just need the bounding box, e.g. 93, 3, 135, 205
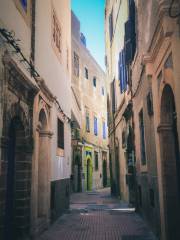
159, 84, 180, 240
4, 117, 31, 240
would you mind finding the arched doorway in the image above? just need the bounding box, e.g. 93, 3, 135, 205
127, 125, 136, 204
4, 116, 30, 240
158, 84, 180, 240
38, 109, 50, 222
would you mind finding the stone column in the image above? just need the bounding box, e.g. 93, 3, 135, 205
37, 129, 52, 227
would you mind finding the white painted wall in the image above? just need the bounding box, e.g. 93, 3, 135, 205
0, 0, 31, 58
35, 0, 72, 181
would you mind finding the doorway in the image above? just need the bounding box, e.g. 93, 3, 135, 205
103, 159, 107, 187
38, 109, 49, 219
159, 84, 180, 239
4, 117, 30, 240
87, 159, 90, 191
74, 155, 82, 192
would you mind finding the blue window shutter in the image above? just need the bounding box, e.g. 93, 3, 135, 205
103, 122, 106, 139
119, 51, 123, 93
21, 0, 27, 10
119, 50, 127, 93
122, 49, 127, 91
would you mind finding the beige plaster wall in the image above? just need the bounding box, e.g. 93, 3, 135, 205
105, 0, 132, 200
0, 0, 31, 58
72, 14, 109, 189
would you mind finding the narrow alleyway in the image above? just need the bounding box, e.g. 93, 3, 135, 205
39, 189, 156, 240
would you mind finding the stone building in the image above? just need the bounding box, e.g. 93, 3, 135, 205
133, 1, 180, 239
0, 0, 71, 239
105, 0, 180, 239
71, 12, 109, 192
105, 0, 136, 203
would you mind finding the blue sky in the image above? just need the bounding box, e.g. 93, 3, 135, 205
71, 0, 105, 71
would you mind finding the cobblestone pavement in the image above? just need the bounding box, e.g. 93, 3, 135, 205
39, 188, 157, 240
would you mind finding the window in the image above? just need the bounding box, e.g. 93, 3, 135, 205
147, 92, 154, 116
80, 33, 86, 47
149, 189, 155, 207
139, 110, 146, 165
103, 121, 106, 139
124, 0, 136, 64
109, 9, 113, 42
111, 79, 116, 113
94, 151, 99, 171
86, 111, 90, 132
52, 9, 61, 55
118, 49, 127, 93
57, 119, 64, 149
105, 55, 108, 67
66, 48, 69, 71
94, 116, 98, 136
13, 0, 31, 25
73, 52, 79, 77
20, 0, 27, 11
93, 77, 96, 87
164, 53, 173, 69
102, 87, 105, 96
85, 67, 88, 79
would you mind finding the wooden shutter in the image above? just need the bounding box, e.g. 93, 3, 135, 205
119, 50, 127, 93
124, 20, 133, 64
111, 80, 116, 113
122, 49, 127, 91
119, 51, 123, 93
124, 0, 136, 64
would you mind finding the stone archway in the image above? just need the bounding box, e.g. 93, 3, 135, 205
4, 115, 31, 240
37, 108, 51, 225
158, 84, 180, 240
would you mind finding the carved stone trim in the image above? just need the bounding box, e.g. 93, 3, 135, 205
39, 130, 53, 138
35, 77, 54, 103
2, 52, 39, 97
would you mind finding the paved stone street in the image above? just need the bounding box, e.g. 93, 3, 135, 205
39, 188, 156, 240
